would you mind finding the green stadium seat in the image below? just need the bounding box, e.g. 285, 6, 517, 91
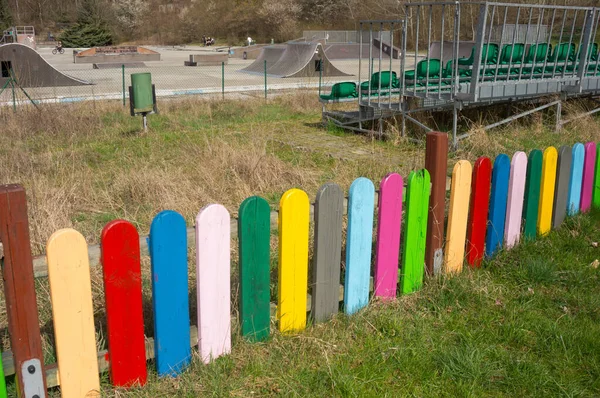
499, 43, 525, 65
360, 71, 399, 91
320, 82, 358, 101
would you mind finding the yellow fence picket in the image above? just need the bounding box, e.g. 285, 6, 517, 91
445, 160, 472, 273
277, 189, 310, 333
538, 147, 558, 236
47, 229, 100, 398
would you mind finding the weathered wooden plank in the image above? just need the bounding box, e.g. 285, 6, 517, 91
538, 146, 558, 236
523, 149, 543, 240
312, 183, 344, 322
581, 141, 597, 213
238, 196, 271, 341
486, 154, 510, 257
47, 229, 100, 398
424, 132, 449, 276
552, 146, 572, 229
196, 204, 231, 363
278, 189, 310, 332
344, 178, 376, 314
149, 210, 191, 377
594, 144, 600, 209
100, 220, 147, 387
374, 173, 403, 299
0, 185, 47, 396
444, 160, 472, 273
401, 170, 430, 294
504, 151, 527, 249
466, 157, 492, 267
568, 143, 584, 216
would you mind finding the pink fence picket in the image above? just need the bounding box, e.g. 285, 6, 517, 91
374, 173, 403, 299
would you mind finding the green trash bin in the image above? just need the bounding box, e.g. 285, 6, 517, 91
131, 72, 154, 114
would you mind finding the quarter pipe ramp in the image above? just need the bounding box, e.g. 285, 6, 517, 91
239, 45, 286, 74
0, 44, 90, 87
241, 42, 351, 78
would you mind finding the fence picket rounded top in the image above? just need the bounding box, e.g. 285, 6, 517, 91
239, 195, 270, 216
453, 159, 473, 175
408, 168, 431, 185
47, 228, 86, 253
529, 149, 543, 161
101, 219, 137, 241
150, 210, 186, 232
558, 145, 572, 157
544, 146, 558, 162
585, 141, 597, 151
381, 172, 403, 187
494, 153, 510, 169
196, 203, 230, 224
316, 182, 343, 201
475, 156, 492, 170
280, 188, 309, 207
350, 177, 375, 194
512, 151, 527, 166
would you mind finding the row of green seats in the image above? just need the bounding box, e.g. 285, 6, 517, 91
402, 41, 600, 85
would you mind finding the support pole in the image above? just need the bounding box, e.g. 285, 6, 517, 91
11, 78, 16, 112
122, 64, 126, 107
555, 100, 562, 132
452, 103, 459, 149
222, 61, 225, 100
424, 132, 449, 276
264, 60, 267, 100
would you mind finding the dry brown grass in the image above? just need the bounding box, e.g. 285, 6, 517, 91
0, 95, 399, 255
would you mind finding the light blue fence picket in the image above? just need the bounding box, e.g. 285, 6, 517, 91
344, 177, 375, 315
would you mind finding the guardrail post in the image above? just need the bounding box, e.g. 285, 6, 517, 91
424, 132, 449, 276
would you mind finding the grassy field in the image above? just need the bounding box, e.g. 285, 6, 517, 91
0, 93, 599, 396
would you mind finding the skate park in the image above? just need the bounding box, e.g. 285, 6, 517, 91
0, 29, 407, 104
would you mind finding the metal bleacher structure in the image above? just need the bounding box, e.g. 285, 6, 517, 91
320, 2, 600, 147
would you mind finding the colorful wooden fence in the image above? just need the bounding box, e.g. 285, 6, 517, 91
1, 135, 600, 395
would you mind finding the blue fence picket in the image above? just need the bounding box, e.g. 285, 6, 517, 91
486, 154, 510, 257
344, 177, 375, 315
149, 210, 191, 377
568, 143, 585, 216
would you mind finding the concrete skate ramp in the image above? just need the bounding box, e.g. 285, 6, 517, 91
373, 38, 400, 59
230, 44, 269, 59
0, 43, 90, 87
240, 45, 286, 74
428, 41, 475, 63
325, 44, 393, 59
265, 42, 351, 78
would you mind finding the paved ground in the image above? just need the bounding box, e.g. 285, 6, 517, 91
4, 46, 416, 103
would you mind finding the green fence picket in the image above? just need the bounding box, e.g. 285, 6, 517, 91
401, 169, 431, 294
238, 196, 271, 342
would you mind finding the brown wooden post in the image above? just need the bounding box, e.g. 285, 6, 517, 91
424, 132, 449, 276
0, 185, 47, 396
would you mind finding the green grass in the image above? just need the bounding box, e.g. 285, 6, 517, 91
72, 211, 600, 397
